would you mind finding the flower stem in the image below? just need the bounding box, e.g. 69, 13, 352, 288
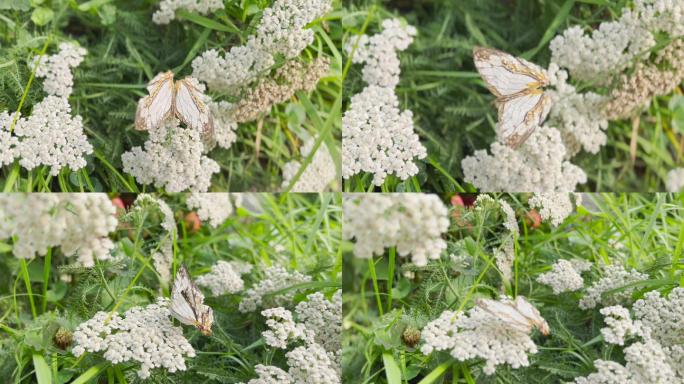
387, 247, 396, 312
368, 258, 384, 316
20, 259, 37, 319
41, 248, 51, 313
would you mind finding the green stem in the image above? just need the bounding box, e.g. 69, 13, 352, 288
20, 259, 37, 319
368, 258, 384, 316
417, 361, 451, 384
9, 36, 51, 133
387, 247, 396, 312
106, 264, 148, 322
42, 248, 51, 313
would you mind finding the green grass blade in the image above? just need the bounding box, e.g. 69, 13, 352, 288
383, 352, 402, 384
71, 363, 107, 384
32, 353, 51, 384
417, 362, 451, 384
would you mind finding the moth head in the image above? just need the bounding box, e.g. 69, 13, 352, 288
198, 322, 213, 336
198, 310, 213, 336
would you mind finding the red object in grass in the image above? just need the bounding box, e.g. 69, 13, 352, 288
111, 196, 125, 210
525, 209, 542, 229
450, 194, 465, 208
184, 211, 201, 233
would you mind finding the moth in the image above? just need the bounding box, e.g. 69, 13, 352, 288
473, 47, 551, 148
476, 295, 550, 335
169, 265, 214, 336
135, 71, 214, 138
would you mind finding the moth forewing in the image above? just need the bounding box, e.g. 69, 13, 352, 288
174, 78, 212, 135
512, 296, 550, 336
497, 92, 548, 148
169, 265, 214, 336
477, 297, 549, 336
473, 46, 551, 147
135, 73, 174, 131
473, 47, 548, 98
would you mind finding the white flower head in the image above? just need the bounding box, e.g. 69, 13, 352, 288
186, 193, 234, 228
153, 0, 224, 25
342, 86, 426, 185
122, 118, 220, 192
421, 299, 545, 375
536, 259, 591, 295
34, 42, 87, 98
462, 126, 587, 192
579, 265, 648, 310
528, 192, 581, 227
71, 298, 195, 379
196, 260, 252, 296
343, 194, 449, 266
0, 194, 117, 266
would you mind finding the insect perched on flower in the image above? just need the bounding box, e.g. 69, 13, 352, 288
476, 295, 550, 335
169, 265, 214, 336
473, 47, 551, 148
135, 71, 213, 138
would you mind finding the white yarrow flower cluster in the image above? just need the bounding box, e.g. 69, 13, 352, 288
253, 0, 332, 59
545, 64, 609, 156
2, 43, 92, 175
599, 306, 644, 346
239, 266, 312, 313
71, 298, 195, 379
33, 42, 87, 97
528, 192, 581, 227
342, 86, 427, 185
343, 19, 426, 185
573, 288, 684, 383
421, 300, 545, 375
632, 288, 684, 347
246, 291, 342, 384
153, 0, 223, 24
208, 101, 238, 149
462, 126, 587, 192
536, 259, 592, 294
294, 291, 342, 356
196, 260, 252, 296
343, 194, 449, 266
550, 0, 684, 84
579, 265, 649, 309
261, 307, 312, 348
498, 200, 519, 236
346, 18, 417, 88
666, 168, 684, 192
282, 137, 337, 192
192, 0, 331, 93
122, 118, 220, 192
152, 237, 174, 286
0, 194, 117, 266
186, 193, 233, 228
5, 96, 93, 175
494, 240, 515, 282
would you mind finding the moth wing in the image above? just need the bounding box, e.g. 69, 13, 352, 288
473, 47, 547, 98
174, 79, 212, 136
169, 265, 199, 325
513, 296, 550, 335
477, 298, 534, 334
497, 92, 550, 148
135, 74, 174, 131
